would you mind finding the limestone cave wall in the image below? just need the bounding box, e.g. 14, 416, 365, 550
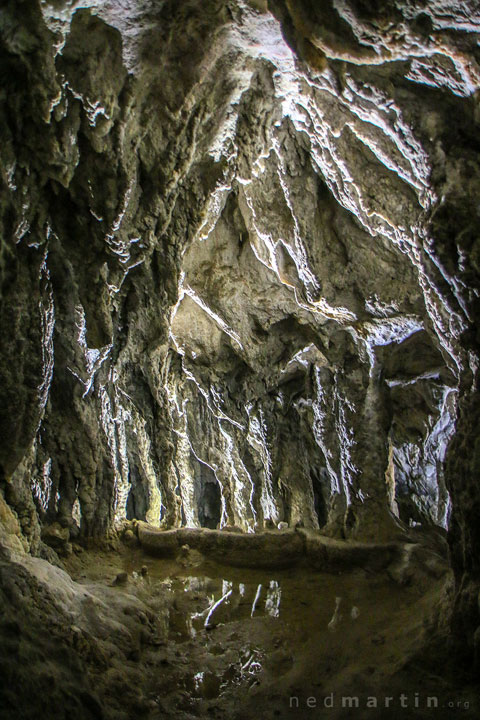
1, 0, 480, 659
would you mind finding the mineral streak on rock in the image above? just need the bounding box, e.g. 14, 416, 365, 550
0, 0, 479, 665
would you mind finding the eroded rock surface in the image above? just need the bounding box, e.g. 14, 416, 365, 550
1, 0, 480, 669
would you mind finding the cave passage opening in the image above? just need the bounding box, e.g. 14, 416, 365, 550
193, 457, 222, 529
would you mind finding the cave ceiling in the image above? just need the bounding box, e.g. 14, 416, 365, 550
0, 0, 479, 564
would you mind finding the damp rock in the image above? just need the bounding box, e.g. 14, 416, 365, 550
113, 572, 128, 586
41, 523, 72, 556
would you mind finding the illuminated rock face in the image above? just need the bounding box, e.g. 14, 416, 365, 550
0, 0, 479, 654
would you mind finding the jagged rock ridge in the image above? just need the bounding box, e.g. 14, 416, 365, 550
1, 0, 479, 661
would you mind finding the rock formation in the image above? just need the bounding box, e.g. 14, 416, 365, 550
1, 0, 479, 679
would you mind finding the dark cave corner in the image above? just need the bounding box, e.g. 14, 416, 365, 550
310, 467, 328, 530
126, 466, 148, 523
193, 458, 222, 530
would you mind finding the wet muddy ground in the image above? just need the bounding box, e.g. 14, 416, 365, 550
62, 544, 477, 720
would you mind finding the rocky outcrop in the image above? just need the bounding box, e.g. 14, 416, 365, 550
1, 0, 479, 664
136, 522, 448, 583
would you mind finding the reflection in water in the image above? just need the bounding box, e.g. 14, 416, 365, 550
183, 576, 271, 698
193, 671, 204, 691
205, 581, 233, 627
241, 650, 263, 676
251, 584, 262, 617
187, 577, 282, 630
111, 554, 437, 717
327, 596, 342, 632
265, 580, 281, 618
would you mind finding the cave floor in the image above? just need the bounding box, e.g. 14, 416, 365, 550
53, 542, 477, 720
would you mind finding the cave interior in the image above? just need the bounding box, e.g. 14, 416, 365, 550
1, 0, 480, 718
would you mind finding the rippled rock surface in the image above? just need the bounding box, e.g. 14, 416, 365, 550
1, 0, 480, 671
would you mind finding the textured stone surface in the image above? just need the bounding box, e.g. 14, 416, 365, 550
0, 524, 460, 720
136, 522, 415, 572
1, 0, 480, 666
